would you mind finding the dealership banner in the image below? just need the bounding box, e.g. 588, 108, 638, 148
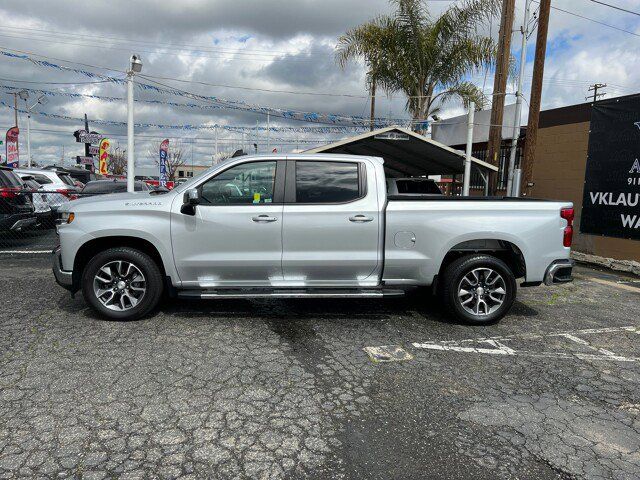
159, 139, 169, 187
581, 95, 640, 240
98, 138, 110, 175
5, 126, 19, 167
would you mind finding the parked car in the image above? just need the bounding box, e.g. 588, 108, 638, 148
80, 179, 150, 196
14, 168, 79, 210
21, 176, 55, 229
53, 154, 574, 323
0, 166, 36, 233
46, 166, 98, 186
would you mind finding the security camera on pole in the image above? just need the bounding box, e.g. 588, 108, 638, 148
126, 54, 142, 192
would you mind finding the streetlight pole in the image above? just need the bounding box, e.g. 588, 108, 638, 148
126, 54, 142, 192
462, 101, 475, 196
506, 0, 531, 197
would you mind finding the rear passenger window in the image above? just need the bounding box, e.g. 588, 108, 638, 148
295, 161, 360, 203
32, 174, 52, 185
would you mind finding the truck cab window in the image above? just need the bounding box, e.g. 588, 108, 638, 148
200, 161, 276, 205
295, 161, 360, 203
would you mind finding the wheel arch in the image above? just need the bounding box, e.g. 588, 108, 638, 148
434, 238, 527, 290
72, 236, 168, 291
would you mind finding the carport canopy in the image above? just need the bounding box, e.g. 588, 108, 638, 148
305, 126, 497, 178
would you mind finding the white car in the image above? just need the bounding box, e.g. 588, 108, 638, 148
21, 177, 54, 228
14, 168, 78, 211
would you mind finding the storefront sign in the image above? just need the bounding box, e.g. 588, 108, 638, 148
5, 127, 19, 167
98, 138, 110, 175
581, 95, 640, 240
77, 156, 94, 165
159, 139, 169, 187
74, 129, 102, 144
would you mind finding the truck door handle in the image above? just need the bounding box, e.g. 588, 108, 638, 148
349, 215, 373, 223
252, 215, 278, 223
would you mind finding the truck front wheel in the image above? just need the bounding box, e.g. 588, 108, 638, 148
81, 247, 164, 321
440, 254, 516, 325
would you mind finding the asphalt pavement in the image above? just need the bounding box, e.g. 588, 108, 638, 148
0, 255, 638, 479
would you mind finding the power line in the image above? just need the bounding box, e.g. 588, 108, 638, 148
0, 25, 333, 58
535, 2, 640, 38
0, 76, 112, 86
586, 0, 640, 17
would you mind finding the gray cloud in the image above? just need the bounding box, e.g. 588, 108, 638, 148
0, 0, 637, 168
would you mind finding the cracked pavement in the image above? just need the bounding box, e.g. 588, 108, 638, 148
0, 256, 638, 479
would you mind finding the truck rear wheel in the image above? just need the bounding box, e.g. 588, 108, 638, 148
440, 254, 516, 325
81, 247, 164, 321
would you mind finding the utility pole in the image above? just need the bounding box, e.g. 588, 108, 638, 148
370, 79, 376, 132
12, 93, 18, 127
486, 0, 516, 194
521, 0, 551, 197
586, 83, 607, 103
267, 113, 270, 152
506, 0, 531, 196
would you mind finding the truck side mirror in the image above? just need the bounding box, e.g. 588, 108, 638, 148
181, 188, 200, 215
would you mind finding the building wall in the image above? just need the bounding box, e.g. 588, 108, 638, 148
531, 115, 640, 262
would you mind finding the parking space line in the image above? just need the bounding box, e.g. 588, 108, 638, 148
560, 333, 619, 358
398, 325, 640, 363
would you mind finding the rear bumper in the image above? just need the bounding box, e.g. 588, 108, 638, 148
544, 259, 574, 286
52, 246, 74, 291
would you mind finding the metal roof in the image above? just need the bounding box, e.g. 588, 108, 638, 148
305, 126, 498, 177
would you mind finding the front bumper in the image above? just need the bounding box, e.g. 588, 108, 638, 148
0, 213, 37, 232
544, 259, 574, 286
52, 246, 74, 291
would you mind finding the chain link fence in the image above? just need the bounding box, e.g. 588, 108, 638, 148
1, 190, 85, 254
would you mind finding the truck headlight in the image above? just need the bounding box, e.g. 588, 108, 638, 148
59, 212, 75, 224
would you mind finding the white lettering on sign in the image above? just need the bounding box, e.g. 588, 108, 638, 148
621, 215, 640, 229
589, 192, 639, 207
630, 158, 640, 174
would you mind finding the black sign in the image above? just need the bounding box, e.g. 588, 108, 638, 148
580, 95, 640, 240
73, 129, 102, 144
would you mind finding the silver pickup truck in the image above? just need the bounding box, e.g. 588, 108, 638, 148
53, 154, 574, 324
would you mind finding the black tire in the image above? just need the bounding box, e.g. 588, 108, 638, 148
81, 247, 163, 321
440, 254, 516, 325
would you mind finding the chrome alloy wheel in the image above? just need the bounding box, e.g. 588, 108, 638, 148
457, 268, 507, 316
93, 260, 146, 312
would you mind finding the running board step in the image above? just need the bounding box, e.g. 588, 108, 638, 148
177, 288, 406, 299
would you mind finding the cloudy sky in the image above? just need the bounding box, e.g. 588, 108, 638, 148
0, 0, 638, 171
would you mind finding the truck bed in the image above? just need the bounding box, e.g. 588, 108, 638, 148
387, 195, 554, 202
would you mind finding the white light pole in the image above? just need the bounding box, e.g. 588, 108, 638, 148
17, 90, 48, 168
126, 54, 142, 192
506, 0, 531, 197
462, 101, 475, 196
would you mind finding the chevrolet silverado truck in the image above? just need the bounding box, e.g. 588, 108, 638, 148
53, 154, 574, 324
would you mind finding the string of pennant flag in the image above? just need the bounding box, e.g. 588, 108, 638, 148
0, 101, 346, 142
0, 49, 412, 127
0, 85, 372, 133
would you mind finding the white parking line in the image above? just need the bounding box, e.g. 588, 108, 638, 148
404, 325, 640, 363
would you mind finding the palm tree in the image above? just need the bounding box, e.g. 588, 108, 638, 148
336, 19, 396, 130
337, 0, 500, 129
